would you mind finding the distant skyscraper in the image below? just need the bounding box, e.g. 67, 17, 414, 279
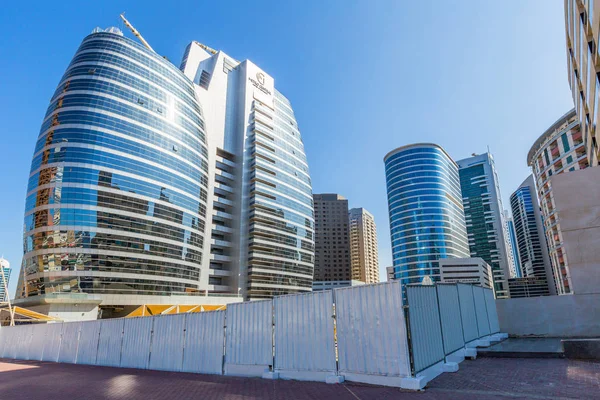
509, 175, 555, 296
457, 153, 511, 298
313, 194, 351, 282
503, 211, 522, 278
526, 109, 587, 294
384, 144, 470, 287
564, 0, 599, 165
0, 259, 11, 302
349, 208, 379, 284
18, 25, 314, 316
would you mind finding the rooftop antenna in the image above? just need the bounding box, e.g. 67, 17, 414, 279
119, 13, 156, 53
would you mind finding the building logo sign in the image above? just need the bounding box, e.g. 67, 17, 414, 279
249, 71, 272, 96
256, 72, 265, 85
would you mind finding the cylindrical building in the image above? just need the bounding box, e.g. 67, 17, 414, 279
526, 108, 588, 294
384, 143, 470, 287
20, 28, 210, 301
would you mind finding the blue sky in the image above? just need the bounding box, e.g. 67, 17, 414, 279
0, 1, 573, 295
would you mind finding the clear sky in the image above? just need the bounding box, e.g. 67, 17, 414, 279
0, 1, 573, 296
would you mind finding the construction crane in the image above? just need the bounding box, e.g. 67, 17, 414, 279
119, 13, 155, 53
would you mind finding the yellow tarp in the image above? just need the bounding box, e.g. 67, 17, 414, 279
125, 304, 226, 318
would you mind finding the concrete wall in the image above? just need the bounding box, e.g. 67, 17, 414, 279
496, 293, 600, 337
551, 167, 600, 295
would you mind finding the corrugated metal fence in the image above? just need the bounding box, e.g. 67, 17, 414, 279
0, 282, 500, 386
405, 284, 500, 373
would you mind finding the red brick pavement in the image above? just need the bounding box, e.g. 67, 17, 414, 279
0, 357, 598, 399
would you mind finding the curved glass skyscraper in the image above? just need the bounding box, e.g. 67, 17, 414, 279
21, 29, 210, 299
18, 26, 314, 314
384, 144, 469, 286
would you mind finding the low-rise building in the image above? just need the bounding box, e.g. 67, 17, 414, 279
439, 257, 493, 289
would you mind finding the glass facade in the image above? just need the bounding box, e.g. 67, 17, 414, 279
509, 176, 551, 296
19, 30, 209, 297
245, 91, 314, 299
457, 153, 510, 298
384, 144, 470, 287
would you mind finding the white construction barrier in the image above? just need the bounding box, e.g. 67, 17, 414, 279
120, 317, 153, 369
436, 284, 466, 363
149, 313, 186, 372
0, 282, 503, 391
472, 286, 491, 338
274, 291, 336, 381
225, 300, 273, 377
457, 284, 479, 343
181, 310, 225, 374
335, 282, 413, 388
58, 322, 81, 364
96, 318, 124, 367
76, 320, 101, 365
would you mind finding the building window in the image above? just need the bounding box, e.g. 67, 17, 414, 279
567, 155, 574, 164
562, 133, 571, 152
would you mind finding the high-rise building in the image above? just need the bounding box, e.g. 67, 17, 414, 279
564, 0, 600, 166
17, 26, 314, 316
526, 109, 588, 294
0, 258, 11, 302
181, 41, 314, 300
509, 175, 555, 296
457, 153, 510, 298
348, 208, 379, 284
384, 144, 470, 286
312, 194, 351, 282
503, 211, 522, 278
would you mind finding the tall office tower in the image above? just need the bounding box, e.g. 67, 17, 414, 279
503, 211, 522, 278
18, 26, 313, 317
348, 208, 379, 284
564, 0, 600, 165
527, 109, 588, 294
181, 42, 314, 300
509, 175, 556, 296
0, 258, 11, 302
384, 144, 470, 287
312, 194, 351, 282
457, 153, 510, 298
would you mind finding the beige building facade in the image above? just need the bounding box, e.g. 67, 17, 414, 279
527, 109, 588, 294
349, 208, 380, 284
565, 0, 600, 166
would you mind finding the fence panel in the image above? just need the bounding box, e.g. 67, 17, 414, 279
77, 320, 101, 365
0, 327, 13, 358
28, 323, 47, 360
274, 291, 336, 380
41, 323, 63, 362
149, 314, 186, 371
225, 300, 273, 376
0, 328, 6, 357
436, 284, 465, 355
484, 289, 500, 334
58, 322, 81, 363
14, 325, 33, 359
96, 318, 124, 367
120, 317, 153, 369
182, 310, 225, 375
406, 285, 445, 373
473, 286, 491, 337
457, 284, 478, 342
335, 282, 411, 384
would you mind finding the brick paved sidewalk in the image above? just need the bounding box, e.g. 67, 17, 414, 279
0, 357, 598, 399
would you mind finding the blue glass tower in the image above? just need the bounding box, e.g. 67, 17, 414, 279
384, 144, 470, 287
20, 28, 210, 299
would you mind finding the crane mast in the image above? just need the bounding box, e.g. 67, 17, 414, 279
119, 13, 156, 53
